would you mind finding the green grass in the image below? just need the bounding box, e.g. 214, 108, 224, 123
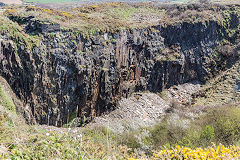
0, 85, 15, 113
0, 116, 136, 159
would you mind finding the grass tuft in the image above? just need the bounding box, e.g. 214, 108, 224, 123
0, 85, 15, 113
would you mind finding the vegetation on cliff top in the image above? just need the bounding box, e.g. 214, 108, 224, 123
0, 15, 39, 50
2, 1, 240, 33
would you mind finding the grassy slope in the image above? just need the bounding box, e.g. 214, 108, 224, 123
0, 84, 15, 112
0, 105, 137, 159
194, 60, 240, 106
0, 78, 133, 159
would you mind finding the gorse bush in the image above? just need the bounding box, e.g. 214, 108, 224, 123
152, 144, 240, 159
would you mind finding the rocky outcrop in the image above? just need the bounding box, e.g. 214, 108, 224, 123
0, 10, 239, 126
89, 81, 202, 133
90, 92, 171, 133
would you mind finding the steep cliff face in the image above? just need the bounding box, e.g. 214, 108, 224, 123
0, 9, 239, 126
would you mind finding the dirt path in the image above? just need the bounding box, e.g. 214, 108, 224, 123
0, 0, 22, 5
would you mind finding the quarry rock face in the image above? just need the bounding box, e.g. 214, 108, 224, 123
0, 13, 239, 126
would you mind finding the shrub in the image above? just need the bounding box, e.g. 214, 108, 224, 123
149, 120, 187, 149
178, 129, 201, 148
201, 106, 240, 145
200, 125, 215, 146
153, 144, 240, 159
129, 105, 240, 150
119, 131, 141, 150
